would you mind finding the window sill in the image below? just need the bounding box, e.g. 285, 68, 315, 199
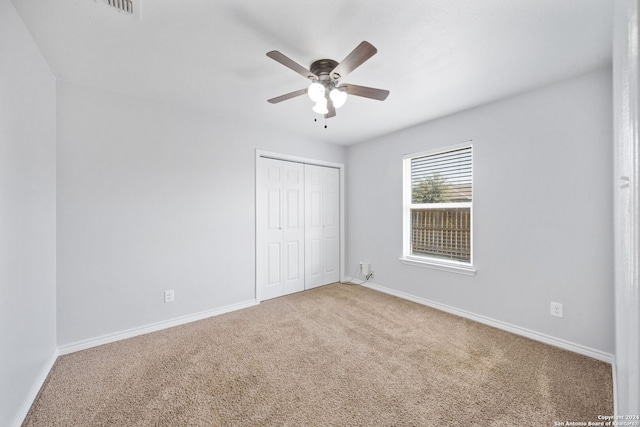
399, 256, 476, 276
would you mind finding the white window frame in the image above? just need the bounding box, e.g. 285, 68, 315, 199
400, 142, 476, 276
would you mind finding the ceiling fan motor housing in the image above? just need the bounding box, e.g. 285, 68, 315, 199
310, 59, 339, 81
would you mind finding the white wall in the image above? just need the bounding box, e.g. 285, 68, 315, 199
56, 80, 346, 346
0, 0, 57, 425
346, 67, 614, 355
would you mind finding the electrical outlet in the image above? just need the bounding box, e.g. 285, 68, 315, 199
550, 302, 563, 318
164, 290, 174, 303
360, 262, 370, 276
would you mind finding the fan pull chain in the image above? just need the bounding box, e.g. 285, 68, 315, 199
312, 117, 328, 128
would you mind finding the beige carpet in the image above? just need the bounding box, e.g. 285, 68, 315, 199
24, 283, 612, 426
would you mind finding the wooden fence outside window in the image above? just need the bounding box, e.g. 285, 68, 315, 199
410, 208, 471, 262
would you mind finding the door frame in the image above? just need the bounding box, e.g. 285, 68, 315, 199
255, 150, 345, 303
613, 0, 640, 415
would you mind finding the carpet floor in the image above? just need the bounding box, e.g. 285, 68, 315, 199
24, 283, 613, 426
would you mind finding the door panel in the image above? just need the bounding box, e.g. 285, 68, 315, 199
282, 161, 305, 295
285, 241, 300, 280
309, 191, 321, 227
286, 190, 300, 228
267, 243, 281, 284
323, 237, 338, 274
305, 164, 340, 288
322, 167, 340, 284
305, 165, 323, 289
260, 158, 304, 300
267, 189, 281, 230
309, 239, 322, 274
259, 158, 286, 300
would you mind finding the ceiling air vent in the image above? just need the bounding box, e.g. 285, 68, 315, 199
95, 0, 140, 19
106, 0, 133, 14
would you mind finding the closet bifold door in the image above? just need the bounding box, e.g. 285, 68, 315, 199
258, 158, 305, 300
305, 164, 340, 289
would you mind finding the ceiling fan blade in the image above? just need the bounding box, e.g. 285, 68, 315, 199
342, 83, 390, 101
267, 88, 308, 104
267, 51, 318, 80
329, 41, 377, 80
325, 98, 336, 119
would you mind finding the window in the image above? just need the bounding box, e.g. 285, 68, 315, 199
402, 144, 474, 274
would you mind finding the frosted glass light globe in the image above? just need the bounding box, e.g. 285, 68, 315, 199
330, 89, 347, 108
312, 98, 328, 114
308, 82, 325, 102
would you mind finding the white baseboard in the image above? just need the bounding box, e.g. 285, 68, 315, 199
11, 347, 59, 427
58, 299, 258, 355
359, 281, 614, 364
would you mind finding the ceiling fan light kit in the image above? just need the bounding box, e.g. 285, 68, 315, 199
267, 41, 390, 120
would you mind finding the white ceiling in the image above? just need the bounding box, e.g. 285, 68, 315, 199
12, 0, 612, 146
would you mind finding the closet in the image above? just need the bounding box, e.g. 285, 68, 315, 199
258, 157, 340, 301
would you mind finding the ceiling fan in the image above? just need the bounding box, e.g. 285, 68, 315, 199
266, 41, 390, 119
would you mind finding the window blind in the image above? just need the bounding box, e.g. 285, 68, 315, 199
411, 147, 472, 204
